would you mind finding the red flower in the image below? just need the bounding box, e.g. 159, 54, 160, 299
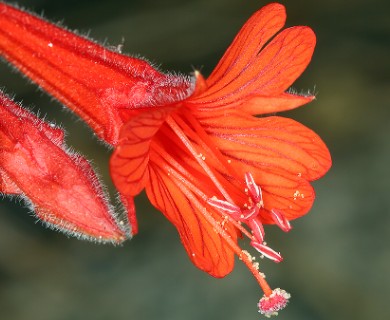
0, 2, 331, 316
109, 5, 331, 313
0, 91, 128, 243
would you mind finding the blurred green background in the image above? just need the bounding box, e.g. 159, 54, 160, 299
1, 0, 389, 319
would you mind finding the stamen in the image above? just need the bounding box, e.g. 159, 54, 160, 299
207, 173, 285, 265
163, 116, 288, 313
241, 204, 260, 220
207, 197, 241, 218
245, 172, 263, 204
152, 142, 208, 200
251, 241, 283, 263
248, 218, 265, 244
154, 148, 258, 255
207, 197, 256, 240
270, 209, 292, 232
167, 172, 273, 298
166, 115, 234, 204
183, 111, 243, 180
174, 111, 246, 201
258, 288, 291, 318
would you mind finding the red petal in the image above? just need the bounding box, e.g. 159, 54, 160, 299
0, 3, 191, 144
190, 7, 316, 112
0, 92, 127, 242
201, 111, 331, 221
242, 26, 316, 96
145, 152, 236, 277
110, 106, 175, 197
206, 3, 286, 88
240, 92, 314, 115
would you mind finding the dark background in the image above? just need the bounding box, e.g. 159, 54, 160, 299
1, 0, 389, 319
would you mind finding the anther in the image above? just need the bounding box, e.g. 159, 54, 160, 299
241, 204, 260, 221
251, 241, 283, 263
248, 218, 265, 243
207, 197, 241, 220
270, 209, 292, 232
244, 172, 262, 204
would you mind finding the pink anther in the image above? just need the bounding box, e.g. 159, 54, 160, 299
244, 172, 262, 204
270, 209, 292, 232
241, 204, 260, 221
251, 241, 283, 263
207, 197, 241, 220
248, 217, 265, 243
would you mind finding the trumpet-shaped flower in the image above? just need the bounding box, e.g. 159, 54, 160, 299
0, 2, 331, 316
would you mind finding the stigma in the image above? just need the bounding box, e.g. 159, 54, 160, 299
258, 288, 291, 317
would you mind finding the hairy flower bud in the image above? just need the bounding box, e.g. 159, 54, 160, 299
0, 92, 129, 243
